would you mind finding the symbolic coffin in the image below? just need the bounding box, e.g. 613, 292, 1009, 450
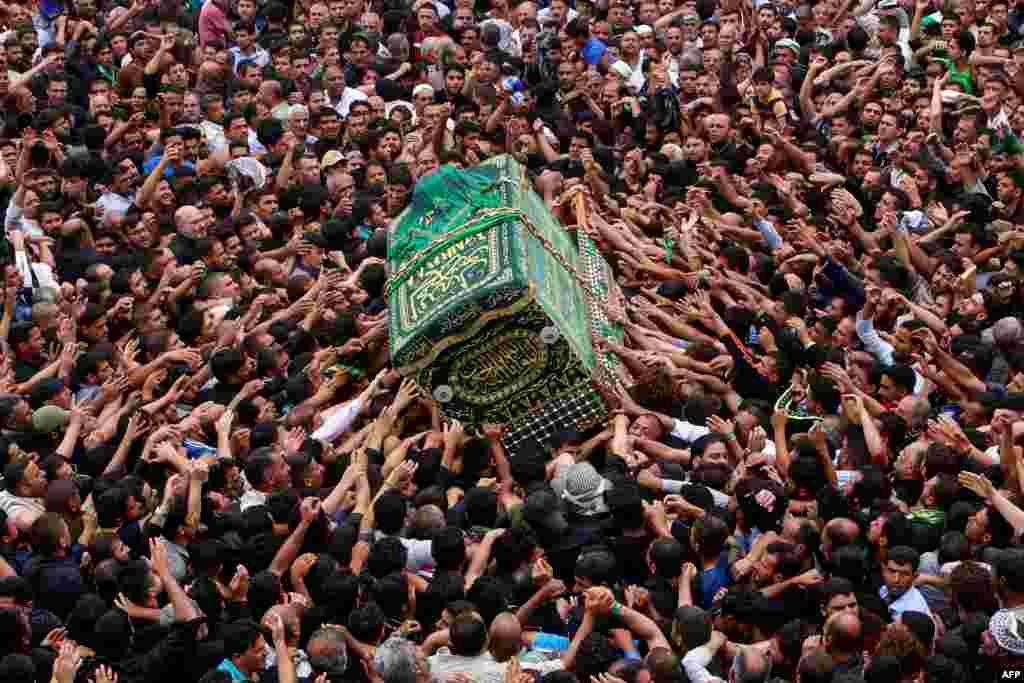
387, 156, 623, 455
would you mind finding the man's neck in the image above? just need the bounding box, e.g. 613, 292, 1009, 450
700, 553, 719, 571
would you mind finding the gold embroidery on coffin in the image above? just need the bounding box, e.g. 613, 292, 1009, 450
395, 287, 536, 376
399, 229, 498, 329
448, 328, 548, 404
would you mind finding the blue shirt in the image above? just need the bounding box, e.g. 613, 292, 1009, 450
580, 38, 608, 65
698, 550, 733, 609
142, 155, 196, 178
217, 659, 252, 682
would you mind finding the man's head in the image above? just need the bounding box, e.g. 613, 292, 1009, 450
488, 612, 522, 662
449, 612, 488, 656
729, 645, 771, 683
9, 323, 43, 359
823, 611, 863, 656
224, 619, 270, 676
307, 627, 348, 677
882, 545, 920, 598
4, 461, 47, 499
821, 578, 859, 620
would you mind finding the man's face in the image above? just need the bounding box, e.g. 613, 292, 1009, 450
127, 221, 155, 249
877, 113, 900, 143
418, 5, 438, 31
257, 194, 279, 218
704, 48, 722, 73
309, 4, 328, 28
325, 68, 345, 96
319, 112, 341, 138
701, 442, 729, 466
992, 2, 1009, 27
754, 552, 779, 586
454, 7, 474, 29
241, 635, 269, 674
351, 39, 371, 66
20, 32, 38, 56
628, 415, 662, 440
558, 62, 576, 91
82, 316, 109, 342
94, 235, 116, 255
966, 507, 990, 545
22, 461, 47, 496
47, 79, 68, 105
877, 374, 903, 403
882, 560, 915, 597
23, 327, 44, 356
705, 115, 729, 143
445, 69, 465, 94
161, 92, 183, 121
824, 592, 858, 619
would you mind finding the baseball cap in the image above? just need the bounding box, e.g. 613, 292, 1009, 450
32, 406, 69, 434
773, 38, 801, 54
321, 150, 345, 172
609, 60, 633, 79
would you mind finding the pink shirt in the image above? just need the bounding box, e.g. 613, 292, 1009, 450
198, 0, 231, 48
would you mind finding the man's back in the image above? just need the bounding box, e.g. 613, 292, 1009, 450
429, 649, 507, 683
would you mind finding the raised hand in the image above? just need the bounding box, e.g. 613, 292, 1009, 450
958, 471, 995, 500
52, 642, 82, 683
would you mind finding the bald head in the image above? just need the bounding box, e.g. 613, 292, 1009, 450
199, 60, 222, 80
410, 504, 445, 537
822, 518, 860, 558
488, 612, 521, 662
994, 316, 1022, 346
260, 80, 283, 103
825, 611, 862, 655
174, 205, 203, 237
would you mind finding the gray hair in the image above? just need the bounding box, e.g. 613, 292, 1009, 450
308, 627, 348, 675
374, 636, 419, 683
993, 316, 1022, 347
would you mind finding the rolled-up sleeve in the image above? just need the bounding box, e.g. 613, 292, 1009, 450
855, 314, 894, 366
757, 220, 784, 251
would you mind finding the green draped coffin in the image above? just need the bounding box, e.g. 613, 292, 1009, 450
387, 156, 623, 455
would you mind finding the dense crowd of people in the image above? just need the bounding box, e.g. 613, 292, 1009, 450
1, 0, 1024, 680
